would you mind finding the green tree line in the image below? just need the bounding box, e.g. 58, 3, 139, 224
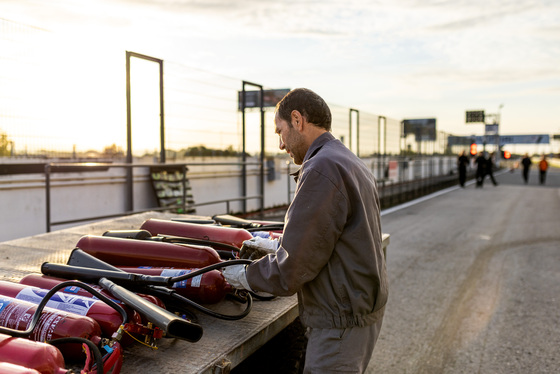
0, 130, 11, 156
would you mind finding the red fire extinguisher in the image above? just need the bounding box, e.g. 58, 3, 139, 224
51, 339, 123, 374
0, 362, 41, 374
0, 295, 101, 357
17, 274, 175, 349
117, 267, 234, 304
0, 333, 123, 374
0, 333, 67, 374
140, 218, 254, 248
0, 280, 124, 338
19, 274, 164, 321
76, 235, 222, 268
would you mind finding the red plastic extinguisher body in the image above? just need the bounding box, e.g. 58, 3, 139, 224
0, 363, 41, 374
20, 274, 165, 309
0, 280, 121, 338
18, 274, 165, 339
140, 219, 254, 248
0, 333, 67, 374
269, 232, 282, 240
0, 296, 101, 357
118, 267, 233, 304
76, 235, 221, 268
100, 341, 124, 374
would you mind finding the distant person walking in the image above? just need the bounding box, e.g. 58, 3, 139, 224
475, 151, 487, 188
521, 153, 532, 184
457, 150, 469, 188
487, 152, 498, 186
539, 155, 549, 185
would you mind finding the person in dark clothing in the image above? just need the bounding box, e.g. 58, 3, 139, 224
457, 150, 469, 188
475, 152, 487, 188
486, 152, 498, 186
521, 153, 532, 184
223, 88, 387, 373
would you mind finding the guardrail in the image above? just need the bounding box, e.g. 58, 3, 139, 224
4, 155, 464, 236
44, 161, 263, 232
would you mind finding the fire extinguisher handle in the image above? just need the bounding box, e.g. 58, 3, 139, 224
169, 259, 253, 282
41, 263, 173, 287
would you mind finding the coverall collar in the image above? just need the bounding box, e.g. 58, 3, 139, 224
290, 132, 335, 183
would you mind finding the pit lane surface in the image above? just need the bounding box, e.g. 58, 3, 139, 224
367, 167, 560, 373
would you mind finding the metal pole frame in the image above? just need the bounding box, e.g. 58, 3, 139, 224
349, 108, 360, 156
241, 81, 265, 215
384, 117, 387, 175
126, 51, 165, 212
378, 116, 386, 181
45, 164, 51, 232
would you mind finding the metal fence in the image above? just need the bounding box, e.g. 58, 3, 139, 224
1, 17, 464, 164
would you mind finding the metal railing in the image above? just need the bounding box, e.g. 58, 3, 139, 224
44, 161, 263, 232
42, 155, 464, 232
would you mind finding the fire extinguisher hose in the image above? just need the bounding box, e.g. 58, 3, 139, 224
48, 337, 104, 374
97, 278, 203, 342
43, 252, 272, 322
145, 285, 252, 321
171, 259, 251, 281
168, 259, 276, 302
124, 259, 255, 321
159, 237, 239, 259
0, 280, 128, 339
153, 259, 275, 319
211, 214, 285, 231
243, 224, 285, 232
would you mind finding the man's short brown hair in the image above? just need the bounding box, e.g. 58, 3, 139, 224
276, 88, 332, 131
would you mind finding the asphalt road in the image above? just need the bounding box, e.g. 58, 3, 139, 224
367, 166, 560, 373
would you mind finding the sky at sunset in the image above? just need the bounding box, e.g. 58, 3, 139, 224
1, 0, 559, 155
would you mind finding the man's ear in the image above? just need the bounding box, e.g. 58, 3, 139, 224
291, 110, 304, 131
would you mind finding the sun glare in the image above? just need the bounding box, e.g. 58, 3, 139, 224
0, 16, 172, 157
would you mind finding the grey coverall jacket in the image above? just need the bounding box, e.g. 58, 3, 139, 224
246, 132, 388, 329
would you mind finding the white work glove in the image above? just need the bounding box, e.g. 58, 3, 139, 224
239, 236, 279, 260
222, 264, 252, 291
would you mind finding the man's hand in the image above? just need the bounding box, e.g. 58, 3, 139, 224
239, 236, 279, 260
222, 264, 252, 291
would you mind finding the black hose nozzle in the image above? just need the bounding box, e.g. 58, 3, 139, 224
98, 278, 203, 342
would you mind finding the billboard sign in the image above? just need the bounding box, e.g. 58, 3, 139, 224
448, 134, 550, 146
497, 134, 550, 145
402, 118, 436, 141
485, 124, 499, 134
448, 136, 475, 146
238, 88, 290, 110
466, 110, 485, 123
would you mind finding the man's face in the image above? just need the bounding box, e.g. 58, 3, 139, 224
275, 112, 306, 165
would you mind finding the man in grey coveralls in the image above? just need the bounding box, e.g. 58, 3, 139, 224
223, 88, 388, 373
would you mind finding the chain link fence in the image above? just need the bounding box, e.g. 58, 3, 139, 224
1, 17, 464, 163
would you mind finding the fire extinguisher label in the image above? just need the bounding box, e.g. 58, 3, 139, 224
62, 284, 123, 305
161, 269, 203, 288
0, 297, 66, 341
63, 285, 82, 294
0, 298, 12, 313
37, 313, 64, 342
15, 288, 95, 316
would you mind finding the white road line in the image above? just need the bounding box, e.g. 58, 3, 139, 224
380, 170, 508, 216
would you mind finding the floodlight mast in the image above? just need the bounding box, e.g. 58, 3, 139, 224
465, 105, 504, 157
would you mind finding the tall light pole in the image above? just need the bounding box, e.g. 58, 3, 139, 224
496, 104, 504, 163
